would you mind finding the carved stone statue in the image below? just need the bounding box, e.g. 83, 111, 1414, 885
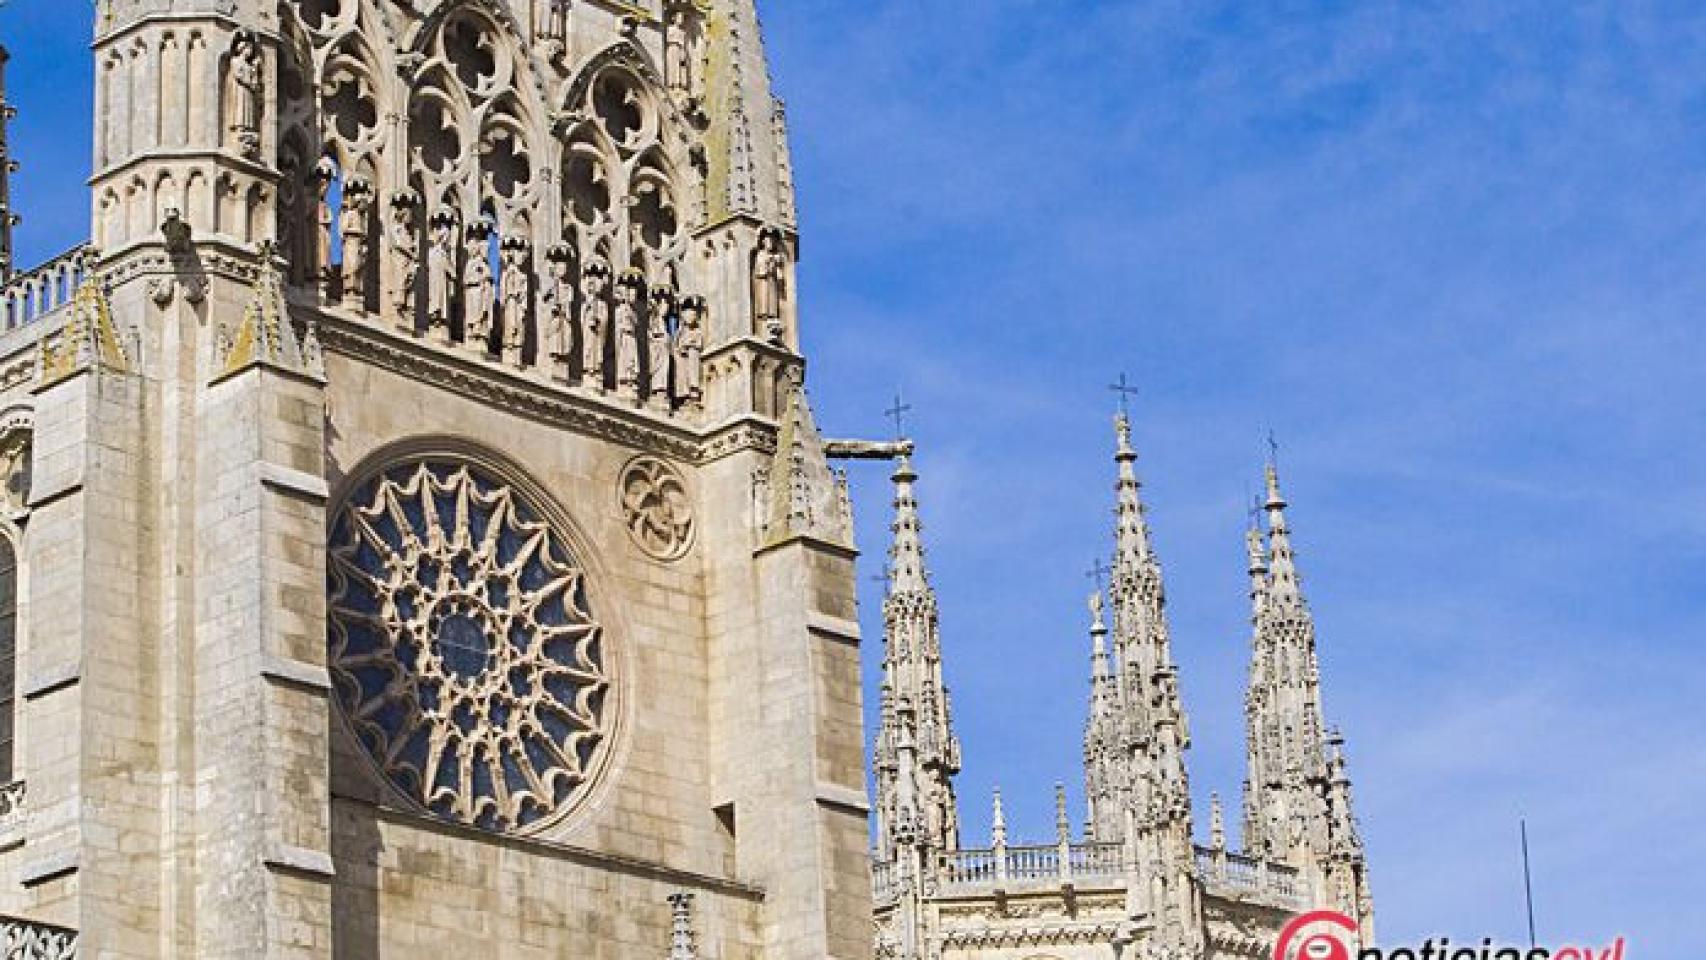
425, 211, 458, 343
229, 31, 263, 159
614, 270, 645, 399
463, 219, 496, 353
579, 257, 611, 389
340, 177, 374, 309
645, 283, 672, 407
752, 227, 787, 343
665, 11, 693, 102
312, 156, 338, 286
538, 245, 576, 381
499, 238, 532, 367
389, 192, 421, 330
673, 295, 705, 406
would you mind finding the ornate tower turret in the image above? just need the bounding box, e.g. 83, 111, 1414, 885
1099, 413, 1204, 958
872, 454, 962, 863
1242, 462, 1372, 931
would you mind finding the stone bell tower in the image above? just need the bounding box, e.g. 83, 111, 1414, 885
0, 0, 872, 958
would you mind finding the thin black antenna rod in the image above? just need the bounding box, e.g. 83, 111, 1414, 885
1521, 818, 1537, 948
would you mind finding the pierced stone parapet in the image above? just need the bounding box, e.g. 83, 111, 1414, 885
1, 245, 92, 332
0, 915, 76, 959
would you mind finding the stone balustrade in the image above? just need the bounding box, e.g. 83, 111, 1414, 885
2, 245, 90, 332
0, 916, 77, 959
1194, 845, 1305, 906
933, 841, 1125, 892
874, 841, 1302, 909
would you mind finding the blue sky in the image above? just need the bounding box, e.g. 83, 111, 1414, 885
5, 0, 1702, 954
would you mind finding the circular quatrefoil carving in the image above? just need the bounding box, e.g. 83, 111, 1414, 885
328, 456, 612, 834
618, 456, 694, 562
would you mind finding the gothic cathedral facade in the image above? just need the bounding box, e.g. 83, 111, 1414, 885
0, 0, 871, 956
0, 2, 1374, 959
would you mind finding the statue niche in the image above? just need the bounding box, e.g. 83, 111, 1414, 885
752, 227, 790, 345
227, 30, 264, 159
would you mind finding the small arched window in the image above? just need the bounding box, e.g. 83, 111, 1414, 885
0, 535, 16, 782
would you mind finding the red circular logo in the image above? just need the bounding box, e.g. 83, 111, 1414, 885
1274, 911, 1358, 960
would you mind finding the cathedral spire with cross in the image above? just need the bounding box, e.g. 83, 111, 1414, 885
1241, 453, 1374, 935
871, 445, 963, 872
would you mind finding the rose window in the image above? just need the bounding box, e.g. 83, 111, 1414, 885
328, 458, 610, 833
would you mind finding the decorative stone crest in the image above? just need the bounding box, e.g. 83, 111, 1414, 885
618, 456, 694, 562
328, 456, 612, 833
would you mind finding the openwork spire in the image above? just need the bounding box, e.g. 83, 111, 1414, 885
1241, 462, 1372, 932
888, 455, 928, 593
1263, 462, 1304, 608
1112, 413, 1154, 569
1090, 413, 1203, 957
872, 454, 961, 865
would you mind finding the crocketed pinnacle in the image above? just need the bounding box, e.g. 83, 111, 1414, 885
1246, 521, 1269, 624
765, 386, 850, 547
873, 451, 962, 861
887, 455, 928, 594
704, 0, 791, 224
1264, 462, 1303, 608
1087, 593, 1114, 716
1112, 412, 1154, 570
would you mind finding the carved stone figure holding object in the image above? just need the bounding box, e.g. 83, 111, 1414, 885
463, 218, 496, 353
673, 295, 705, 406
752, 226, 788, 343
340, 176, 374, 310
229, 31, 264, 159
388, 191, 421, 331
425, 210, 458, 343
579, 256, 611, 389
665, 11, 693, 103
614, 270, 646, 400
538, 244, 576, 381
312, 155, 338, 287
645, 279, 673, 408
499, 236, 533, 368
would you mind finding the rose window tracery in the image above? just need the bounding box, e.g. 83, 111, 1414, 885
328, 458, 611, 833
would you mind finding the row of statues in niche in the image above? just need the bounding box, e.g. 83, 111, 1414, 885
304, 175, 705, 411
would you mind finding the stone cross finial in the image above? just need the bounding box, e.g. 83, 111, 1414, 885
885, 390, 912, 441
1086, 558, 1110, 592
1109, 372, 1140, 416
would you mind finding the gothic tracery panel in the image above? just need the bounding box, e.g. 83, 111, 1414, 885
327, 456, 613, 833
